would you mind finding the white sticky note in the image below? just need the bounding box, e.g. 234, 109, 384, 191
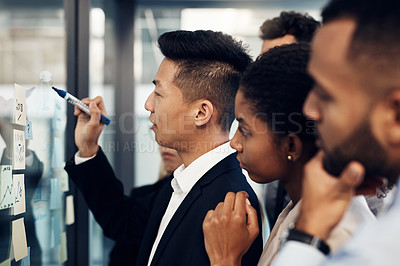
20, 246, 30, 266
13, 84, 26, 126
13, 174, 25, 215
13, 130, 25, 170
12, 218, 28, 262
0, 257, 10, 266
0, 165, 14, 210
65, 195, 74, 225
49, 178, 61, 210
59, 232, 68, 263
25, 121, 33, 140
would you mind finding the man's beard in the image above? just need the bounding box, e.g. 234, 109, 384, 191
322, 119, 392, 179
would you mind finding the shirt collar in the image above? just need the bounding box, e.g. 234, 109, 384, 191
172, 141, 236, 194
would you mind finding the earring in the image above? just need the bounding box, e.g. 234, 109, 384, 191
287, 155, 293, 161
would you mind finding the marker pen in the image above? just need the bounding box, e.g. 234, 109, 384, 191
52, 87, 111, 125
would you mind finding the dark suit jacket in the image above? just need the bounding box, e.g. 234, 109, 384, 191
65, 147, 263, 266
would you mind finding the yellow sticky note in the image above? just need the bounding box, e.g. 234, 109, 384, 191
0, 257, 10, 266
12, 218, 28, 261
59, 232, 68, 263
58, 169, 69, 192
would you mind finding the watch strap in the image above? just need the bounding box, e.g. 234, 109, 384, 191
286, 228, 331, 255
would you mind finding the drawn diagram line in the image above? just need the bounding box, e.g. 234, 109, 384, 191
0, 184, 14, 206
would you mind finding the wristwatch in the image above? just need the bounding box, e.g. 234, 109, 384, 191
281, 226, 331, 255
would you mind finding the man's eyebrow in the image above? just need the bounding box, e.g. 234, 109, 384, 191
236, 117, 247, 125
314, 82, 329, 95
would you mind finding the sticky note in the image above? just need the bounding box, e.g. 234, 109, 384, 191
51, 137, 63, 169
55, 169, 69, 192
51, 215, 61, 248
13, 174, 25, 215
20, 247, 30, 266
13, 130, 25, 170
24, 121, 33, 140
0, 258, 10, 266
13, 84, 26, 126
0, 165, 14, 210
65, 195, 74, 225
49, 178, 61, 210
59, 232, 68, 264
12, 218, 28, 262
9, 240, 14, 261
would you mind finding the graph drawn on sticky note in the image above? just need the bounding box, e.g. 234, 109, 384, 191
13, 174, 25, 215
0, 165, 14, 210
13, 129, 25, 170
13, 84, 26, 126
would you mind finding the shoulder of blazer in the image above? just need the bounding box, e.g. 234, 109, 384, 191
194, 152, 242, 188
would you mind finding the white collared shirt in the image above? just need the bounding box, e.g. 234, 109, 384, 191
147, 141, 236, 265
272, 181, 400, 266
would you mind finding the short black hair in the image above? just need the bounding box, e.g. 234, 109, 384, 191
240, 43, 316, 141
157, 30, 252, 132
260, 11, 321, 43
322, 0, 400, 91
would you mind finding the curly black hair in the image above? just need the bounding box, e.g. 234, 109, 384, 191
240, 43, 316, 141
259, 11, 321, 43
158, 30, 252, 132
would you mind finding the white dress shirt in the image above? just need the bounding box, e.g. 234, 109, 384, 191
147, 141, 235, 265
272, 179, 400, 266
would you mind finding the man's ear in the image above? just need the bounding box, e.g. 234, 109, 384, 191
384, 90, 400, 145
193, 99, 214, 127
285, 134, 303, 162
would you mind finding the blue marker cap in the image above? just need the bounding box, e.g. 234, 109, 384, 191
52, 87, 111, 125
100, 114, 111, 125
52, 87, 66, 98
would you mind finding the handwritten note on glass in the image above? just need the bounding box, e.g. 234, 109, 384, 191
0, 165, 14, 210
13, 130, 25, 170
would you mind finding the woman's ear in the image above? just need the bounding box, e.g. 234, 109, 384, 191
285, 134, 303, 162
193, 99, 214, 127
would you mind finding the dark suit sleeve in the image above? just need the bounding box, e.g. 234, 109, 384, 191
64, 147, 163, 244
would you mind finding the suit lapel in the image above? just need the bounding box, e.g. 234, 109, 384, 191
136, 180, 173, 266
150, 153, 240, 265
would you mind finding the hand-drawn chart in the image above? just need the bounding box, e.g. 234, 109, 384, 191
0, 165, 14, 210
13, 174, 26, 215
13, 129, 25, 170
